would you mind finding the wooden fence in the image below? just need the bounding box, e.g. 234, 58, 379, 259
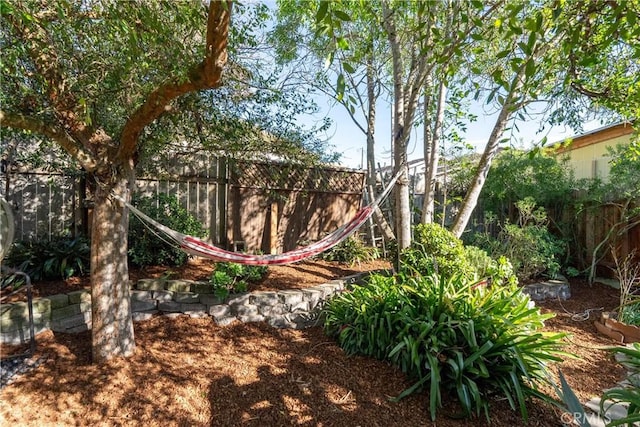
227, 161, 365, 253
0, 158, 366, 254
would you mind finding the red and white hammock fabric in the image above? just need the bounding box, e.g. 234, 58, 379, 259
121, 169, 401, 266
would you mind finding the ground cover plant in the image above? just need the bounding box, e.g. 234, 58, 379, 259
3, 235, 90, 282
209, 262, 269, 300
323, 272, 566, 421
318, 235, 379, 265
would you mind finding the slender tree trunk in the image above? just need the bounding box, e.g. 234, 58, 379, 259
90, 166, 135, 363
450, 100, 514, 238
421, 79, 446, 224
382, 0, 416, 251
365, 55, 395, 242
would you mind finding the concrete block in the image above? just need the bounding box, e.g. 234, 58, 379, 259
0, 304, 12, 316
227, 293, 250, 307
68, 290, 91, 304
79, 301, 92, 313
51, 303, 81, 321
199, 294, 225, 306
234, 304, 258, 316
289, 300, 310, 312
158, 301, 181, 312
136, 279, 166, 291
132, 310, 157, 322
302, 288, 323, 308
51, 312, 91, 331
326, 279, 345, 291
278, 290, 303, 305
46, 294, 70, 309
2, 302, 31, 319
209, 304, 231, 318
1, 313, 49, 332
316, 283, 341, 297
238, 314, 265, 323
180, 303, 206, 313
213, 315, 238, 326
153, 290, 174, 302
31, 298, 52, 314
185, 310, 208, 319
250, 291, 279, 305
192, 282, 215, 294
165, 280, 194, 293
1, 324, 50, 345
267, 316, 296, 329
174, 292, 200, 304
132, 300, 157, 312
66, 323, 91, 333
131, 290, 153, 301
163, 312, 183, 319
259, 304, 288, 316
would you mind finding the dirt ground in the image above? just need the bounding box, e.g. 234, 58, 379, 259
0, 258, 629, 426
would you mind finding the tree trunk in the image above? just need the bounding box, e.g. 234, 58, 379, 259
450, 57, 528, 238
365, 54, 395, 243
450, 101, 513, 238
90, 168, 135, 363
421, 79, 446, 224
382, 0, 413, 251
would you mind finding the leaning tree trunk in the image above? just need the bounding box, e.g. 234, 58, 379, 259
450, 61, 527, 238
90, 168, 135, 363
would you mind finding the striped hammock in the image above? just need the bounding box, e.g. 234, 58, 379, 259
120, 169, 401, 266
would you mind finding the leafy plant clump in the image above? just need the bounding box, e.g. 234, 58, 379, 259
4, 235, 90, 281
463, 245, 518, 286
323, 273, 565, 421
319, 235, 379, 265
128, 194, 207, 267
400, 223, 472, 281
471, 198, 565, 281
209, 262, 268, 300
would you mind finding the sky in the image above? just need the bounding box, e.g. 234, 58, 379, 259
303, 96, 604, 170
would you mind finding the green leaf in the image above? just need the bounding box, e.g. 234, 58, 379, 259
333, 9, 351, 21
336, 73, 345, 101
558, 370, 590, 427
336, 36, 349, 50
525, 58, 536, 79
342, 62, 355, 74
315, 1, 329, 24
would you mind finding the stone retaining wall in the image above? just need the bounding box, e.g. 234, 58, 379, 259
1, 271, 568, 346
1, 270, 385, 345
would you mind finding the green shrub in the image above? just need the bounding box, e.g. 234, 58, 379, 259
463, 246, 518, 286
4, 235, 90, 281
128, 194, 207, 267
470, 198, 565, 281
323, 272, 565, 421
401, 223, 472, 280
209, 262, 268, 300
319, 235, 379, 265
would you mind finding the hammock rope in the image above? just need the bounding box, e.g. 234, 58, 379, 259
116, 168, 402, 266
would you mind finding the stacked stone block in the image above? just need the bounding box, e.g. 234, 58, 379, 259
0, 269, 389, 345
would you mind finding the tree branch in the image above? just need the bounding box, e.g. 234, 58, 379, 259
117, 1, 232, 164
0, 110, 98, 171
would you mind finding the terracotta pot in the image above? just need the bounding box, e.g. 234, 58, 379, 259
595, 312, 640, 343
